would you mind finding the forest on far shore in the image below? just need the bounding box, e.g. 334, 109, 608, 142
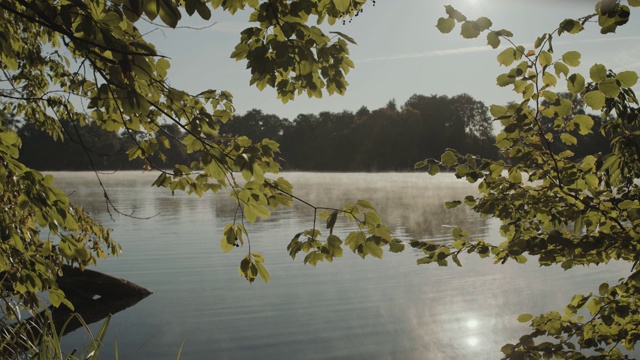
4, 93, 610, 172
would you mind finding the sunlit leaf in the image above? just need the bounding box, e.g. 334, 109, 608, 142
562, 51, 581, 67
441, 150, 457, 167
436, 17, 455, 33
583, 90, 605, 110
497, 48, 516, 66
553, 62, 569, 78
616, 70, 639, 88
487, 31, 500, 48
598, 78, 620, 97
445, 200, 462, 209
573, 114, 594, 135
538, 51, 552, 67
330, 31, 357, 45
333, 0, 350, 12
560, 133, 577, 146
589, 64, 607, 82
567, 73, 585, 94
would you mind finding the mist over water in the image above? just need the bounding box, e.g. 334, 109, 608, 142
53, 171, 634, 359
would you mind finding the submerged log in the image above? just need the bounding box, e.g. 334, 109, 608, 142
1, 266, 151, 357
51, 265, 152, 335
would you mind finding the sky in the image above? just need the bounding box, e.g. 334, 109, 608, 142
144, 0, 640, 121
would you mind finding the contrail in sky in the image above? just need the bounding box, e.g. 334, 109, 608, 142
358, 45, 491, 63
358, 35, 640, 64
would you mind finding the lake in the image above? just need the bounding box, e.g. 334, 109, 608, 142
52, 171, 633, 359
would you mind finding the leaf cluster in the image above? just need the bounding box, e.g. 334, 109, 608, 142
0, 0, 377, 354
286, 199, 404, 267
419, 2, 640, 357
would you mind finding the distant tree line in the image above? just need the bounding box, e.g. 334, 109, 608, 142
274, 93, 498, 171
4, 93, 610, 172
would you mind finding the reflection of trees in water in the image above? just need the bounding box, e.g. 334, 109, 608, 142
52, 171, 163, 218
52, 171, 487, 242
269, 173, 487, 242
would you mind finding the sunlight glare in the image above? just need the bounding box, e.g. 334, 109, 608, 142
467, 336, 479, 346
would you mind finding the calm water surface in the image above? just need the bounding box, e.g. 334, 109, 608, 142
52, 172, 633, 359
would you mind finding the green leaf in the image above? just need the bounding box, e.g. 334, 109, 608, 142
587, 298, 602, 316
184, 0, 197, 15
158, 0, 181, 28
427, 163, 440, 176
49, 288, 73, 310
460, 21, 481, 39
490, 164, 503, 177
598, 78, 620, 97
508, 168, 522, 183
220, 224, 236, 253
497, 48, 516, 67
517, 313, 533, 323
598, 282, 609, 296
364, 211, 381, 225
444, 5, 467, 22
455, 164, 470, 176
487, 32, 500, 49
490, 105, 508, 118
580, 155, 597, 171
196, 1, 212, 20
451, 254, 462, 267
589, 64, 607, 82
554, 62, 569, 78
616, 71, 638, 88
388, 240, 405, 253
414, 160, 428, 169
533, 35, 546, 50
333, 0, 350, 12
445, 200, 462, 209
326, 210, 338, 230
496, 74, 515, 87
476, 17, 492, 30
560, 133, 577, 146
542, 72, 557, 86
330, 31, 357, 45
567, 73, 585, 94
585, 174, 599, 188
255, 260, 270, 282
495, 29, 513, 38
618, 199, 636, 209
441, 150, 457, 167
560, 19, 584, 34
364, 241, 383, 259
143, 0, 159, 20
573, 114, 594, 135
436, 17, 455, 34
538, 51, 552, 67
583, 90, 605, 110
562, 51, 581, 67
356, 199, 375, 209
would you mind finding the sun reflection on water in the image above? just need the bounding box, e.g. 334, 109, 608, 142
464, 318, 481, 347
466, 336, 479, 347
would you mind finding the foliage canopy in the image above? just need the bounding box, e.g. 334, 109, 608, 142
411, 1, 640, 358
0, 0, 390, 356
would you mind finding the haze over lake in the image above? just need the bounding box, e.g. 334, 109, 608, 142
54, 171, 634, 359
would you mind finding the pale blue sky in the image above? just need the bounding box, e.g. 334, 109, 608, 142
147, 1, 640, 120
